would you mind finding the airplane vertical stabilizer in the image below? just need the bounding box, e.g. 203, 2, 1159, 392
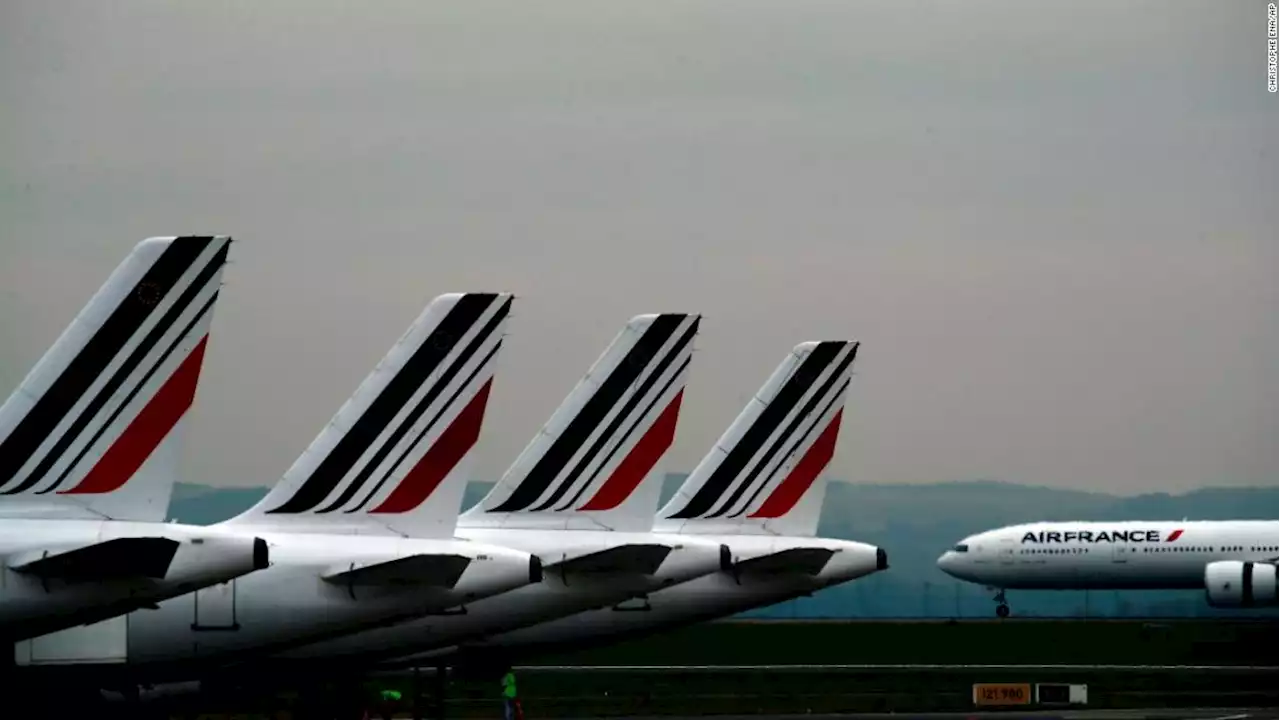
656, 340, 859, 538
0, 236, 232, 522
224, 292, 513, 537
460, 313, 701, 533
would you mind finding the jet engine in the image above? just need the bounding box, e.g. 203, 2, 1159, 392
1203, 561, 1278, 608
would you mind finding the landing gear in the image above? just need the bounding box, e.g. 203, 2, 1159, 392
431, 663, 448, 720
993, 588, 1010, 618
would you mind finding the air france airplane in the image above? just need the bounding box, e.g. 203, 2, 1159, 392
937, 520, 1279, 617
15, 292, 537, 677
255, 313, 729, 673
0, 237, 267, 642
389, 340, 889, 667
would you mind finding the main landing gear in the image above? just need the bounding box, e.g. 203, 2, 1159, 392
993, 589, 1010, 618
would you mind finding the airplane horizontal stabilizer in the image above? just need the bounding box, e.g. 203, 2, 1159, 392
322, 554, 472, 588
550, 543, 672, 576
733, 547, 835, 577
8, 536, 181, 582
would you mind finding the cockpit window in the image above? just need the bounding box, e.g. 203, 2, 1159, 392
953, 544, 969, 553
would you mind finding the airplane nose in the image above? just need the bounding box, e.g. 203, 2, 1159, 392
936, 551, 954, 572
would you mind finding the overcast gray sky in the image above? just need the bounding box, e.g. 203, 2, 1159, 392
1, 0, 1275, 496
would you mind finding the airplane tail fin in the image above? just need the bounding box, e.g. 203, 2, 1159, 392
656, 340, 859, 538
225, 292, 513, 537
0, 236, 232, 522
460, 313, 701, 532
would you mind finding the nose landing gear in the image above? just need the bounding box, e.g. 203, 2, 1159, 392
993, 588, 1010, 618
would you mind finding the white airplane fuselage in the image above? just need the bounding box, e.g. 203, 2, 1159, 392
0, 518, 265, 642
937, 520, 1278, 590
937, 520, 1279, 612
14, 525, 537, 673
385, 534, 887, 666
268, 527, 729, 665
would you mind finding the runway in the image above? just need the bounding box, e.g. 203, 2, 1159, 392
514, 663, 1279, 672
578, 711, 1274, 720
40, 706, 1277, 720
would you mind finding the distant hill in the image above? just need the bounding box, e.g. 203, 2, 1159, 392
167, 477, 1278, 620
168, 482, 273, 526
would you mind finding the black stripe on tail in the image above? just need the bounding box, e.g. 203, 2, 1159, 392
488, 314, 686, 514
665, 341, 845, 520
556, 353, 692, 512
266, 293, 499, 514
727, 374, 851, 519
537, 318, 698, 512
30, 243, 230, 495
0, 237, 215, 494
329, 296, 511, 514
706, 343, 856, 518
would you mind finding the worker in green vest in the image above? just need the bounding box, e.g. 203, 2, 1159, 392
376, 687, 402, 720
501, 665, 519, 720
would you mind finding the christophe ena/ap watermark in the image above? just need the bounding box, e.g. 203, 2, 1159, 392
1269, 3, 1278, 92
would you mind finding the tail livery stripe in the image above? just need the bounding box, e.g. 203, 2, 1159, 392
265, 293, 499, 514
316, 295, 511, 513
556, 353, 691, 511
665, 340, 845, 519
369, 378, 494, 514
732, 375, 849, 518
534, 317, 699, 512
40, 292, 222, 495
29, 246, 229, 495
0, 237, 214, 492
578, 388, 684, 512
346, 335, 506, 514
708, 347, 856, 518
61, 336, 209, 495
488, 314, 686, 513
747, 406, 843, 519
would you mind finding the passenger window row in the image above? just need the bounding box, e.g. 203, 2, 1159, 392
1019, 548, 1085, 554
1010, 545, 1274, 555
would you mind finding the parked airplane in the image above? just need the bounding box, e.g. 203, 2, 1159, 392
393, 340, 889, 667
256, 312, 729, 671
936, 520, 1280, 616
0, 236, 267, 642
14, 292, 537, 677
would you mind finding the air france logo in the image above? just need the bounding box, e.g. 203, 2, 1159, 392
1020, 529, 1184, 544
135, 281, 164, 306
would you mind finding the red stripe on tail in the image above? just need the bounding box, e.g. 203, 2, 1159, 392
578, 390, 683, 512
748, 409, 843, 519
370, 379, 493, 514
62, 337, 209, 495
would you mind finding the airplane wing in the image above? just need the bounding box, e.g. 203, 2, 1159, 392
8, 537, 180, 582
733, 547, 836, 577
322, 554, 472, 588
549, 544, 672, 576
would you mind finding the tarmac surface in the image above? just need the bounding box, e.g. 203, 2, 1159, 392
516, 663, 1279, 672
564, 712, 1274, 720
80, 698, 1280, 718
